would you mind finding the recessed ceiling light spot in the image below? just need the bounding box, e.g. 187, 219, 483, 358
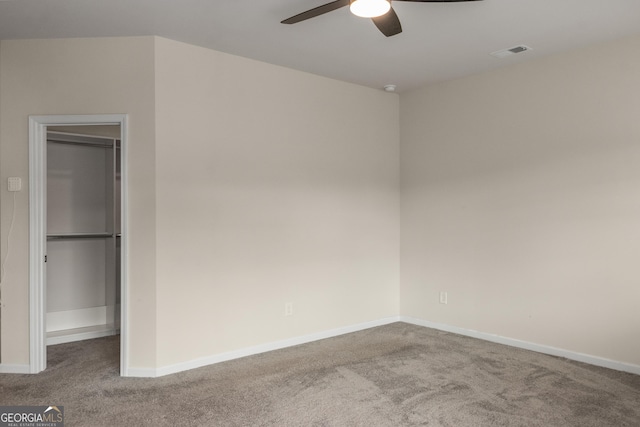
490, 45, 532, 59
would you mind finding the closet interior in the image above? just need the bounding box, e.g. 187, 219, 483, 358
46, 127, 121, 346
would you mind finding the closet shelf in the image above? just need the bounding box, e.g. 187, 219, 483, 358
47, 232, 114, 240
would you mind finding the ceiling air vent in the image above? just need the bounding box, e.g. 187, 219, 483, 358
490, 45, 532, 59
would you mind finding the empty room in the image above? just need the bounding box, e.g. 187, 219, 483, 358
1, 0, 639, 425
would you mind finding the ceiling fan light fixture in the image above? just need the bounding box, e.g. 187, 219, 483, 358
350, 0, 391, 18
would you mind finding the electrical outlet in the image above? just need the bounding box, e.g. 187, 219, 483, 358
439, 292, 448, 305
285, 302, 293, 316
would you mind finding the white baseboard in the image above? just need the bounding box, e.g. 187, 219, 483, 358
400, 316, 640, 376
47, 324, 118, 346
131, 315, 640, 378
0, 364, 31, 374
128, 316, 400, 378
47, 306, 109, 332
125, 367, 157, 378
6, 316, 639, 378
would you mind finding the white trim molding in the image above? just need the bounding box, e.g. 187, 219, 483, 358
28, 114, 130, 376
400, 316, 640, 376
28, 117, 47, 374
0, 364, 32, 374
128, 317, 400, 378
130, 316, 640, 378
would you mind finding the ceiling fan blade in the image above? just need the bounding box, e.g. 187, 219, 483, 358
372, 7, 402, 37
281, 0, 350, 24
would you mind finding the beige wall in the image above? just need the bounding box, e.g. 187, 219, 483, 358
0, 37, 158, 368
0, 36, 400, 371
154, 38, 400, 367
400, 34, 640, 365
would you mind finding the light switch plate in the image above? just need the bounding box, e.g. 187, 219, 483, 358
8, 177, 22, 192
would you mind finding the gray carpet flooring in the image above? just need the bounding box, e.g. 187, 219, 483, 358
1, 322, 639, 426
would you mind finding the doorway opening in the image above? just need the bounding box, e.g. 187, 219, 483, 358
29, 115, 129, 376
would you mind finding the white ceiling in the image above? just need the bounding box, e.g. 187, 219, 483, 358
1, 0, 639, 92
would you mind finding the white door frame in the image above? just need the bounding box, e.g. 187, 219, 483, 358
29, 114, 130, 376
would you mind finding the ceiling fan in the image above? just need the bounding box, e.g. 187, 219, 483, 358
281, 0, 483, 37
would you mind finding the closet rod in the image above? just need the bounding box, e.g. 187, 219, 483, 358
47, 139, 114, 149
47, 232, 114, 240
